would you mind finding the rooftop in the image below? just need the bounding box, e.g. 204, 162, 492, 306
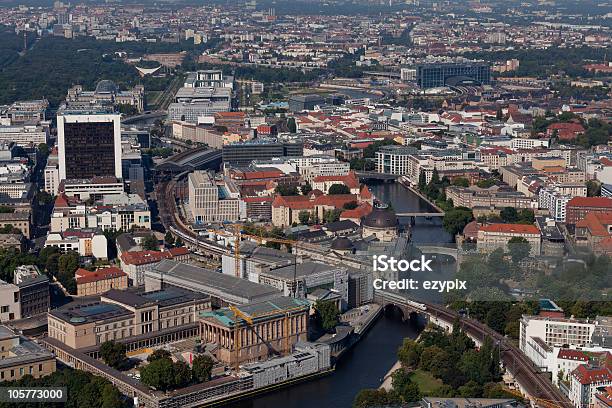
200, 297, 310, 327
149, 260, 280, 304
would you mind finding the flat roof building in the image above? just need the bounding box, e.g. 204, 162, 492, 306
0, 325, 55, 381
48, 285, 209, 349
146, 260, 281, 306
416, 59, 491, 89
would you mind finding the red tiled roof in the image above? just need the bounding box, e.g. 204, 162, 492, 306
462, 220, 480, 239
340, 202, 372, 220
479, 223, 540, 235
167, 247, 189, 257
214, 111, 245, 118
120, 250, 172, 265
575, 212, 612, 237
272, 195, 313, 210
360, 185, 373, 200
75, 267, 126, 284
313, 194, 359, 208
568, 197, 612, 209
62, 230, 95, 238
312, 172, 359, 189
572, 365, 612, 385
548, 122, 585, 132
596, 236, 612, 254
558, 349, 589, 362
595, 387, 612, 407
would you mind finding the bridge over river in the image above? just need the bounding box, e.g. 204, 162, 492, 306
373, 290, 572, 408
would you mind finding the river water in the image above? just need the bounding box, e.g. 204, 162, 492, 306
226, 182, 451, 408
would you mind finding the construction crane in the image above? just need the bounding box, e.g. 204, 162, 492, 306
228, 302, 306, 370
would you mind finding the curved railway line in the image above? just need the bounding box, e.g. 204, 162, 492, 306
155, 178, 572, 408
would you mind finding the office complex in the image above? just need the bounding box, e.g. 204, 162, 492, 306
66, 81, 145, 112
0, 124, 48, 147
57, 112, 122, 180
188, 171, 241, 223
416, 59, 491, 88
375, 145, 418, 175
222, 139, 304, 167
168, 70, 233, 123
288, 94, 326, 112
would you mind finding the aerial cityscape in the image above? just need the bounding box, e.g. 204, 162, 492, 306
0, 0, 610, 407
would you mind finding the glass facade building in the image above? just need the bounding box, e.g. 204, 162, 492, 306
416, 61, 491, 88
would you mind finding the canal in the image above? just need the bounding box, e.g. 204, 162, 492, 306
227, 182, 451, 408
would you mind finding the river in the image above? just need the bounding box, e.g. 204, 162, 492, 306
369, 182, 453, 245
227, 314, 420, 408
226, 182, 451, 408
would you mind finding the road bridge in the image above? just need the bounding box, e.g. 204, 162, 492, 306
417, 245, 459, 260
373, 291, 572, 408
355, 171, 400, 181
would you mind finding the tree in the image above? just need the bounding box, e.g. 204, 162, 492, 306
323, 208, 342, 224
140, 358, 175, 391
499, 207, 518, 223
164, 231, 175, 246
298, 210, 310, 225
476, 178, 496, 188
101, 383, 124, 408
57, 251, 79, 294
142, 234, 159, 251
192, 354, 214, 382
100, 341, 127, 370
173, 361, 192, 388
443, 207, 474, 237
287, 117, 297, 133
147, 349, 171, 362
77, 382, 102, 408
343, 201, 358, 210
397, 338, 423, 368
58, 251, 79, 275
452, 177, 470, 187
353, 389, 400, 408
458, 380, 483, 397
586, 180, 601, 197
328, 184, 351, 195
508, 236, 531, 265
37, 142, 49, 157
314, 300, 340, 332
301, 182, 312, 196
517, 209, 535, 224
275, 185, 300, 196
117, 103, 138, 116
392, 369, 422, 403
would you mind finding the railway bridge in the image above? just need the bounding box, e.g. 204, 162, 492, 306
373, 290, 572, 408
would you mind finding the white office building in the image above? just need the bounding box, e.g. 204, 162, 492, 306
188, 171, 241, 223
376, 145, 418, 175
